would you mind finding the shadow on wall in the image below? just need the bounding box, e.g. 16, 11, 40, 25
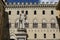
2, 11, 10, 40
56, 16, 60, 32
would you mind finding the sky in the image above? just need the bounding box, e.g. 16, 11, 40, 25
41, 0, 59, 2
6, 0, 59, 3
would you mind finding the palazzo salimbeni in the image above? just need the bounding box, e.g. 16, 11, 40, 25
3, 0, 60, 40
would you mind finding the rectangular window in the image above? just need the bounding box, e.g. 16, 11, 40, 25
51, 10, 54, 15
44, 34, 46, 38
24, 23, 29, 28
33, 23, 38, 28
9, 11, 11, 15
34, 34, 37, 38
43, 10, 45, 15
26, 11, 28, 15
51, 23, 56, 28
53, 34, 55, 38
42, 23, 47, 28
17, 11, 19, 15
34, 10, 36, 15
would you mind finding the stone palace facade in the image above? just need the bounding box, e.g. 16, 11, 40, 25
3, 0, 60, 40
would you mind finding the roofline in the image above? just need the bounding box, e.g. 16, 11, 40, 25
5, 4, 57, 8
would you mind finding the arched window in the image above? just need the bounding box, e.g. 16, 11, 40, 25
51, 10, 54, 15
33, 19, 38, 28
44, 33, 46, 38
34, 10, 37, 15
26, 11, 28, 15
51, 19, 56, 28
42, 10, 45, 15
42, 19, 47, 28
53, 33, 56, 38
34, 33, 37, 38
9, 11, 11, 15
24, 20, 29, 28
17, 11, 19, 15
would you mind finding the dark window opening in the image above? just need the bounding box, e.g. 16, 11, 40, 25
34, 10, 36, 15
34, 34, 37, 38
44, 34, 46, 38
43, 10, 45, 15
17, 11, 19, 15
51, 10, 54, 15
9, 11, 11, 15
26, 11, 28, 15
53, 34, 55, 38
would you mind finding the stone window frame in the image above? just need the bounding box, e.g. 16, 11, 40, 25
24, 20, 29, 28
51, 19, 56, 28
42, 19, 47, 28
33, 19, 38, 28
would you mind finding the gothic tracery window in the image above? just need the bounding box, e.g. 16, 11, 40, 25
42, 19, 47, 28
33, 19, 38, 28
51, 19, 56, 28
24, 20, 29, 28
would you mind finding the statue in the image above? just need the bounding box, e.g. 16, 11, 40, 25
19, 13, 26, 29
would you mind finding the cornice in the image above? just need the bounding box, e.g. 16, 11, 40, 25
5, 4, 57, 8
